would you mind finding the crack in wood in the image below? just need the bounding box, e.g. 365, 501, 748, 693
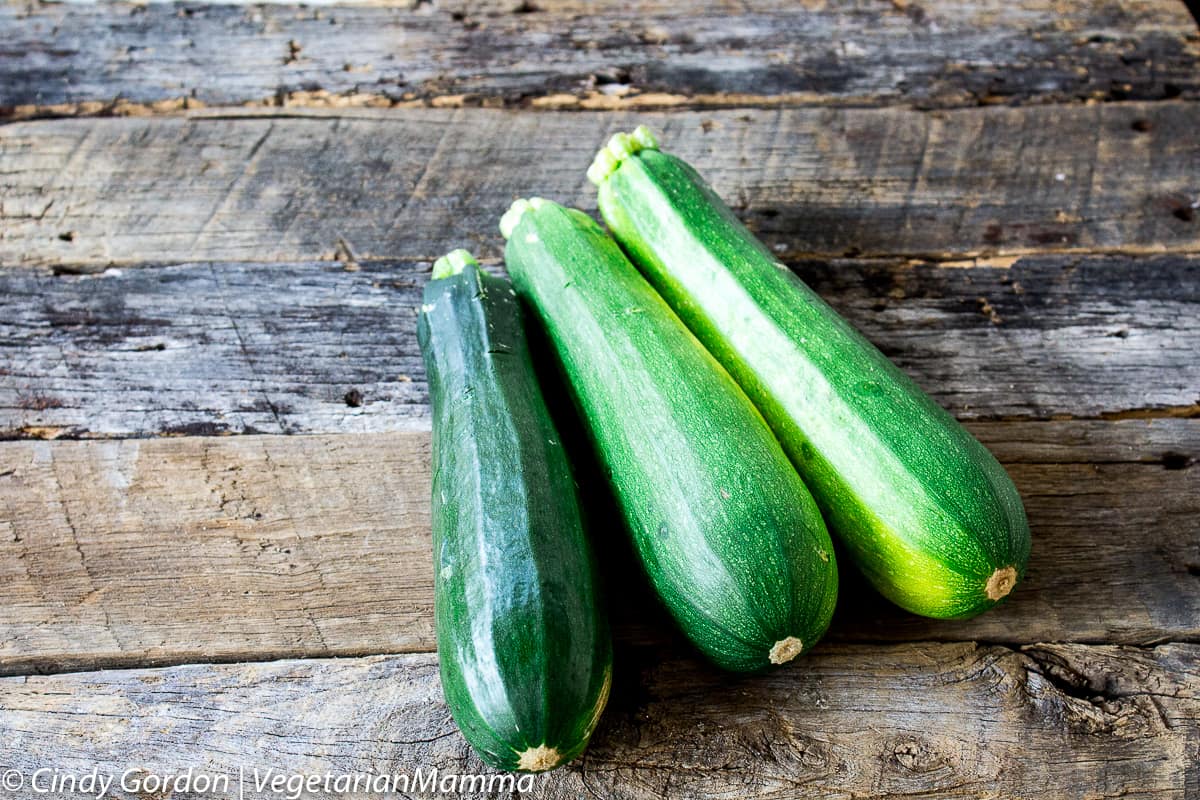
3, 407, 1199, 441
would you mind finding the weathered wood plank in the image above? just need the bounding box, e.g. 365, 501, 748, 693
0, 260, 431, 437
0, 421, 1195, 675
1, 642, 1196, 799
2, 0, 1196, 117
0, 432, 435, 674
2, 103, 1198, 268
2, 254, 1197, 438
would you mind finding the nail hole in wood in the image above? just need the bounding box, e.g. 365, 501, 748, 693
1162, 452, 1192, 470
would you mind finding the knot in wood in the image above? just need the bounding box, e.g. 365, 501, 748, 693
891, 738, 944, 773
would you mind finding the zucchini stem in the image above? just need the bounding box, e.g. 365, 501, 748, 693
586, 125, 659, 186
516, 744, 561, 773
985, 566, 1018, 601
431, 248, 479, 280
499, 197, 547, 240
768, 636, 804, 665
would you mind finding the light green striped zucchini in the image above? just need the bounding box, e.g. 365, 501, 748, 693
591, 127, 1030, 619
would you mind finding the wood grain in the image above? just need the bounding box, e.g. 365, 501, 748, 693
2, 103, 1198, 268
0, 420, 1195, 675
2, 254, 1197, 438
2, 0, 1196, 117
1, 641, 1196, 799
0, 432, 435, 675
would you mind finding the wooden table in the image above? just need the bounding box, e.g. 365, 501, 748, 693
2, 1, 1198, 797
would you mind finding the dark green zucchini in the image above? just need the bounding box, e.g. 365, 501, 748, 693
417, 249, 611, 773
500, 200, 837, 672
591, 127, 1030, 619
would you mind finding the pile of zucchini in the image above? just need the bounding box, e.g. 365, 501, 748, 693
418, 127, 1030, 773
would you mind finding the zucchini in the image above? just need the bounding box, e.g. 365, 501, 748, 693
500, 200, 837, 672
590, 127, 1030, 619
417, 249, 611, 773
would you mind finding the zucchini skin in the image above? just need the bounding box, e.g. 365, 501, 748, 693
594, 133, 1030, 619
502, 200, 837, 673
417, 253, 611, 773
